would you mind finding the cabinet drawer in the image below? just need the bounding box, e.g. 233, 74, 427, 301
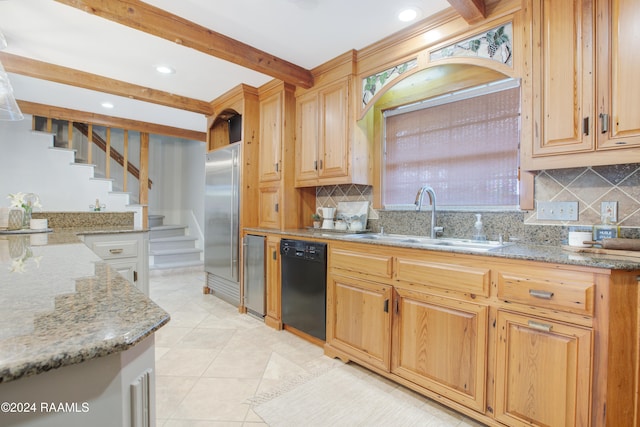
395, 258, 490, 297
330, 248, 393, 279
497, 271, 595, 316
89, 240, 139, 260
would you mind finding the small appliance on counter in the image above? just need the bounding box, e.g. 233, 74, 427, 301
317, 207, 336, 229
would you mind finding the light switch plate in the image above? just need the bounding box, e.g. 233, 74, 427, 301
601, 201, 618, 223
536, 201, 579, 221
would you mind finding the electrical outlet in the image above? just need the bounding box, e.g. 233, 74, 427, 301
601, 201, 618, 223
536, 201, 579, 221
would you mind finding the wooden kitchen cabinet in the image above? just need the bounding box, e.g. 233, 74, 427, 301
392, 287, 488, 412
257, 81, 311, 230
258, 89, 283, 183
531, 0, 595, 156
295, 78, 350, 185
526, 0, 640, 168
324, 240, 640, 426
326, 272, 392, 372
294, 51, 371, 187
258, 185, 281, 229
596, 0, 640, 149
264, 235, 282, 329
494, 310, 592, 427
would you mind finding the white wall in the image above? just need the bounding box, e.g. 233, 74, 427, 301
0, 116, 131, 214
148, 134, 205, 244
0, 116, 204, 232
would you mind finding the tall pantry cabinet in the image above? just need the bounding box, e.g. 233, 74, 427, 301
525, 0, 640, 170
257, 81, 314, 229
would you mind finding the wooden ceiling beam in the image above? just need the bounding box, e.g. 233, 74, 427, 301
18, 100, 207, 142
55, 0, 314, 89
0, 52, 212, 115
446, 0, 486, 24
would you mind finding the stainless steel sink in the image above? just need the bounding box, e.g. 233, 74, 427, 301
342, 234, 511, 252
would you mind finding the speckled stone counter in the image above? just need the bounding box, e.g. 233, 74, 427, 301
245, 227, 640, 270
0, 231, 169, 384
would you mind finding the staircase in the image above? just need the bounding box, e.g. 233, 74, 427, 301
148, 214, 203, 274
0, 118, 143, 225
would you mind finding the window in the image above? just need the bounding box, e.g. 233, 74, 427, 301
383, 79, 521, 210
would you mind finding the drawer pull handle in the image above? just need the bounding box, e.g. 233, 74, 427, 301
528, 320, 553, 332
109, 248, 124, 254
529, 289, 554, 299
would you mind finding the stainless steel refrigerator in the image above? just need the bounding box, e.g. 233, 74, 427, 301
205, 142, 241, 305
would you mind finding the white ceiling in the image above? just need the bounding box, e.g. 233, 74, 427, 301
0, 0, 452, 133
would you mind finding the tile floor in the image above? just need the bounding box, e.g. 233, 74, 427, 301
150, 270, 485, 426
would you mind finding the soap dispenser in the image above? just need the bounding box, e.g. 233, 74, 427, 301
473, 214, 486, 241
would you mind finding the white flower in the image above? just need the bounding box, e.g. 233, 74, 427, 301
7, 192, 26, 208
7, 192, 42, 210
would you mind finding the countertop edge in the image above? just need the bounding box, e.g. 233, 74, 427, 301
244, 227, 640, 270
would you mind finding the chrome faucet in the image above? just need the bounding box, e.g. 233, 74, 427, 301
415, 185, 438, 239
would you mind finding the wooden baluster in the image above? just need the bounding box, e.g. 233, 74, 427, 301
105, 127, 111, 179
123, 130, 128, 192
139, 132, 149, 229
68, 120, 73, 150
87, 124, 93, 164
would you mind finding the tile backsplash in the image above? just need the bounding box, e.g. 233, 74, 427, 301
317, 163, 640, 245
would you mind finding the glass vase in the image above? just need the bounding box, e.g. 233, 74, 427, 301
22, 206, 32, 229
7, 209, 23, 230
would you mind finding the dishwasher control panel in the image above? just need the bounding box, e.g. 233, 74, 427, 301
280, 239, 326, 262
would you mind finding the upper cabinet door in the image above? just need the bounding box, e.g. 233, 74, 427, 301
259, 91, 283, 182
319, 79, 350, 179
597, 0, 640, 149
295, 91, 320, 183
532, 0, 595, 156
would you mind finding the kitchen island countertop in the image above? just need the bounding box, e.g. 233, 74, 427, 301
0, 227, 168, 384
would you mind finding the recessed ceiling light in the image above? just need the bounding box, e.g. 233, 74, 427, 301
155, 65, 175, 75
101, 102, 114, 109
398, 7, 419, 22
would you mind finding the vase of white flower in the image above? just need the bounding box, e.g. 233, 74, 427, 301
7, 192, 42, 229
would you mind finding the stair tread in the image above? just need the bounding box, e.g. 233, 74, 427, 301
150, 260, 203, 270
149, 224, 187, 230
148, 214, 165, 219
150, 248, 202, 255
150, 235, 197, 243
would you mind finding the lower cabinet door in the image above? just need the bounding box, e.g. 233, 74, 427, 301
326, 273, 392, 372
107, 259, 138, 288
391, 287, 488, 412
494, 310, 592, 427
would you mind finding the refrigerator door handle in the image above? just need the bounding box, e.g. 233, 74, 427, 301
230, 149, 239, 280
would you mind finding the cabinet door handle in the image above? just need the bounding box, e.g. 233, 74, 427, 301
274, 203, 279, 213
274, 162, 279, 172
272, 250, 277, 260
384, 299, 389, 313
319, 159, 323, 170
529, 289, 554, 299
600, 113, 609, 134
314, 160, 318, 171
133, 270, 138, 282
527, 320, 553, 332
109, 248, 124, 254
583, 117, 589, 136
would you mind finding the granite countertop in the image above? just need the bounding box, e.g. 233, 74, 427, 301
0, 230, 169, 384
245, 227, 640, 270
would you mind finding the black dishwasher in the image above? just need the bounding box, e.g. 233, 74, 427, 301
280, 239, 327, 341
